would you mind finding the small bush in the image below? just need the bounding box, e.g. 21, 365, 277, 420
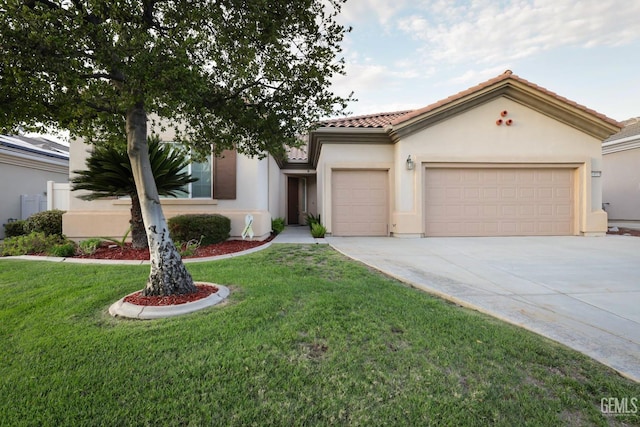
271, 217, 285, 235
24, 210, 65, 236
48, 241, 77, 257
311, 222, 326, 238
1, 232, 65, 256
78, 238, 103, 255
3, 220, 27, 238
176, 237, 203, 258
305, 213, 321, 230
168, 214, 230, 245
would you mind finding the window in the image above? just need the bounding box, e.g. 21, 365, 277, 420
184, 157, 213, 198
169, 146, 236, 200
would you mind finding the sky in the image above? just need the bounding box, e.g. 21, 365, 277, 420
330, 0, 640, 122
32, 0, 639, 144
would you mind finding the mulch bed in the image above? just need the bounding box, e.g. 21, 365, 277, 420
606, 227, 640, 237
75, 237, 273, 261
123, 284, 219, 306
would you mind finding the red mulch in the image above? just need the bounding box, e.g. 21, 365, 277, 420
75, 236, 273, 261
606, 227, 640, 237
124, 284, 218, 306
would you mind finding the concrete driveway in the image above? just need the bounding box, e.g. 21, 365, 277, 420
326, 235, 640, 382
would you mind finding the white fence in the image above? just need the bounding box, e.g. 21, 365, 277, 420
47, 181, 70, 211
19, 182, 69, 220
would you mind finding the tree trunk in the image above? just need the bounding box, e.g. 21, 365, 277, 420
129, 193, 148, 249
126, 104, 197, 296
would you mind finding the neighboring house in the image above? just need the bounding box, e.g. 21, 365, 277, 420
0, 135, 69, 239
602, 118, 640, 224
64, 70, 620, 241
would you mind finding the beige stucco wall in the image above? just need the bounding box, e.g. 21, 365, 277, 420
602, 147, 640, 221
64, 139, 274, 241
393, 98, 606, 236
316, 143, 394, 234
268, 156, 285, 220
315, 96, 607, 237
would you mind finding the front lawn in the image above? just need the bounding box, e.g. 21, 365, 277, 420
0, 245, 638, 426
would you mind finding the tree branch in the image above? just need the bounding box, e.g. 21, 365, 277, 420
27, 0, 60, 10
142, 0, 157, 29
83, 99, 122, 115
79, 72, 125, 82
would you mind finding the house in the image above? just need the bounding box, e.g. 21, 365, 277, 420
0, 135, 69, 239
602, 118, 640, 225
63, 70, 620, 241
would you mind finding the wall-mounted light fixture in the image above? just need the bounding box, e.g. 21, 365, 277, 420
591, 171, 602, 178
406, 155, 415, 170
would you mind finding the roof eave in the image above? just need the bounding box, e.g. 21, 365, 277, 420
387, 79, 621, 142
308, 127, 391, 169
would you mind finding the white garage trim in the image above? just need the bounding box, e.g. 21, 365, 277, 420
424, 165, 577, 237
332, 170, 389, 236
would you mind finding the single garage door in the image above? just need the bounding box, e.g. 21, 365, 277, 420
332, 170, 388, 236
425, 167, 574, 237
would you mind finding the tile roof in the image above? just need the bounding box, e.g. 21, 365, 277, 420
390, 70, 621, 128
316, 71, 620, 133
320, 110, 414, 128
604, 118, 640, 143
286, 145, 308, 161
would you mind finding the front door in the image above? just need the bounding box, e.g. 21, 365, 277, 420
287, 177, 299, 225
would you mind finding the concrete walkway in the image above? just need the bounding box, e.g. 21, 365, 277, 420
273, 225, 327, 244
326, 235, 640, 382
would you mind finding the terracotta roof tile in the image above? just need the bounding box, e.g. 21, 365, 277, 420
320, 110, 414, 128
391, 70, 621, 128
604, 118, 640, 142
314, 70, 620, 138
286, 144, 308, 161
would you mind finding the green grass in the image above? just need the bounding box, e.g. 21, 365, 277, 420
0, 245, 638, 426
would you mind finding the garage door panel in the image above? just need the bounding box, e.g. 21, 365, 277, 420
537, 205, 553, 216
501, 188, 517, 199
520, 222, 535, 233
332, 170, 388, 236
483, 188, 499, 199
425, 167, 574, 237
555, 188, 571, 198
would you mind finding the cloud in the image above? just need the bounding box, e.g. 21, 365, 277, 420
443, 64, 512, 86
331, 60, 424, 98
338, 0, 409, 28
399, 0, 640, 65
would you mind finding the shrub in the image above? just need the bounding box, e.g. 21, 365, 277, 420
24, 210, 65, 236
271, 217, 285, 235
168, 214, 230, 245
175, 237, 203, 258
78, 238, 103, 255
1, 232, 65, 256
3, 220, 27, 238
100, 227, 130, 249
48, 241, 77, 257
311, 222, 326, 238
305, 213, 321, 230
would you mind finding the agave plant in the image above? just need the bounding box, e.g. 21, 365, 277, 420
71, 136, 198, 249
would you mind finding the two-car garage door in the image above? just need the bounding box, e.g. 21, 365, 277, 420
424, 167, 575, 236
330, 167, 575, 237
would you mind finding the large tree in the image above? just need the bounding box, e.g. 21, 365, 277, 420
0, 0, 350, 296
